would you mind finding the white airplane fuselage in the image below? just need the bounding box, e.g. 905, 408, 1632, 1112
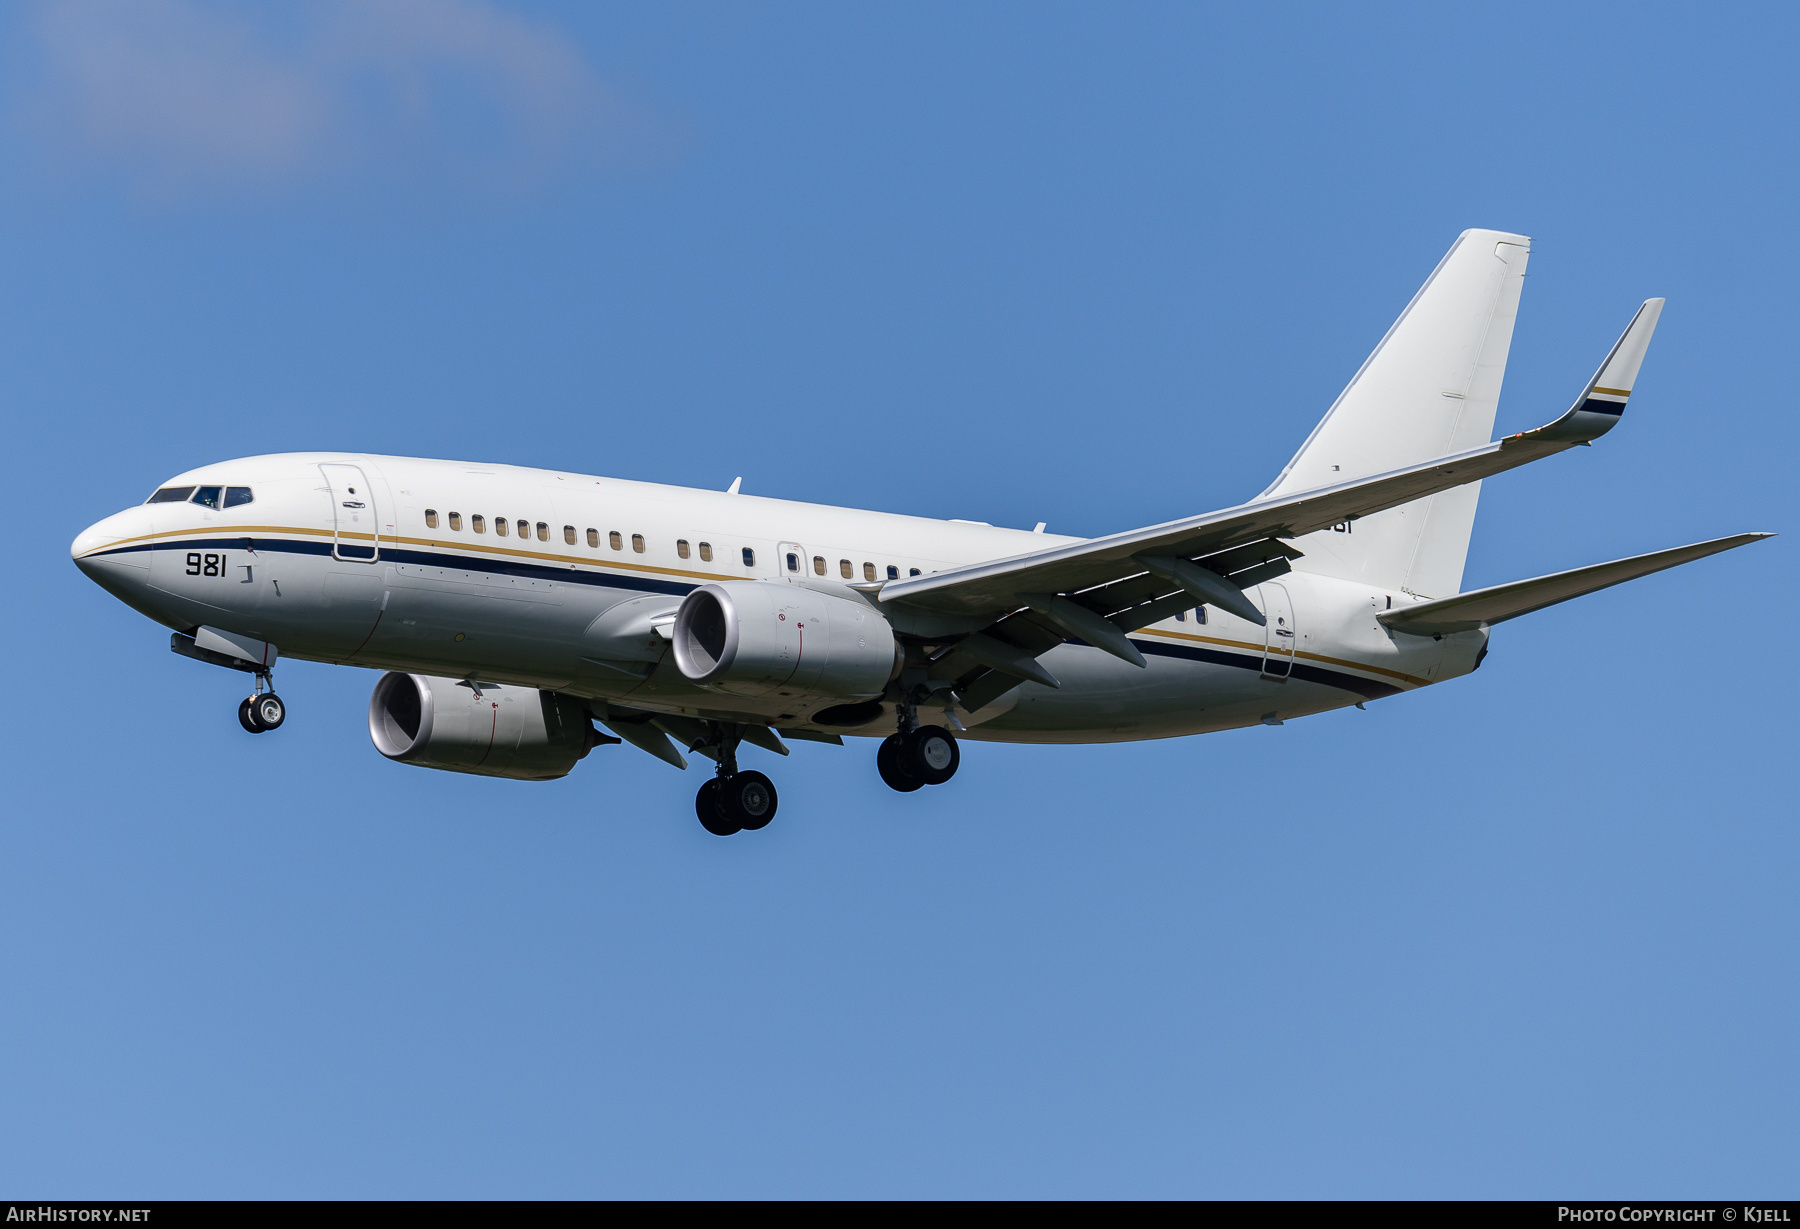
72, 451, 1483, 746
68, 232, 1767, 833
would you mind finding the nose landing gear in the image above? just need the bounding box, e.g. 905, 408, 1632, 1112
237, 674, 285, 734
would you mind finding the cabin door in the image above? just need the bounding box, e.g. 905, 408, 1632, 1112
320, 463, 379, 562
1260, 582, 1296, 680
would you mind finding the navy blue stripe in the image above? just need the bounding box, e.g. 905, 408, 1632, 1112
92, 537, 698, 598
93, 537, 1404, 698
1576, 397, 1626, 417
1133, 636, 1404, 700
383, 546, 694, 596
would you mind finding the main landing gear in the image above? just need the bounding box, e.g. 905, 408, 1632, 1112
877, 698, 961, 793
692, 726, 779, 837
237, 673, 286, 734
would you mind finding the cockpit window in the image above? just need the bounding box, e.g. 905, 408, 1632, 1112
147, 486, 195, 504
190, 486, 224, 509
224, 487, 254, 508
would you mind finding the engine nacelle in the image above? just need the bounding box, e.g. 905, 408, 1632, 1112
672, 581, 899, 702
368, 672, 597, 781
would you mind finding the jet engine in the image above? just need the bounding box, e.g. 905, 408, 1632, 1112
672, 581, 900, 702
368, 672, 600, 781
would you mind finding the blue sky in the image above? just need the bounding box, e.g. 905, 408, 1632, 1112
1, 1, 1794, 1198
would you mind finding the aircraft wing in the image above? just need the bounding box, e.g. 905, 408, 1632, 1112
879, 299, 1665, 626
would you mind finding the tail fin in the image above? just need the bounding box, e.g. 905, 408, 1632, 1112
1265, 229, 1531, 597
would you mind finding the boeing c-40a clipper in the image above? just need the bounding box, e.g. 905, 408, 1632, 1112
73, 230, 1770, 835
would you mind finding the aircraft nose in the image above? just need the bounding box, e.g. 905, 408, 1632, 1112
72, 520, 118, 566
71, 509, 148, 585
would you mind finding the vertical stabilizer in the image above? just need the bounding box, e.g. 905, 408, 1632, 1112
1264, 229, 1530, 596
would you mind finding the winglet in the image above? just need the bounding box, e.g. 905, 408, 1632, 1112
1514, 298, 1665, 445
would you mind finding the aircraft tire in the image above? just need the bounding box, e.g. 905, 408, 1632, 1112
720, 771, 778, 831
877, 735, 924, 792
238, 697, 265, 734
905, 725, 959, 786
696, 779, 740, 836
253, 693, 286, 731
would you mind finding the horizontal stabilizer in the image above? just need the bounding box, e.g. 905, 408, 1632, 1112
1378, 533, 1773, 636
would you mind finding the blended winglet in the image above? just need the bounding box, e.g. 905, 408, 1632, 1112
1514, 298, 1664, 446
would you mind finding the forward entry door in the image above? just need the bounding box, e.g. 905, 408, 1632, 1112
1260, 582, 1296, 680
320, 463, 379, 562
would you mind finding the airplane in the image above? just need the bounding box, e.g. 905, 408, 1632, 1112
70, 229, 1771, 836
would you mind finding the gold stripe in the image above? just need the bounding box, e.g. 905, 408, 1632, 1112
1590, 386, 1632, 397
87, 523, 738, 584
94, 524, 336, 551
1136, 626, 1431, 687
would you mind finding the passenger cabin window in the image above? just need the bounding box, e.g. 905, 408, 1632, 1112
887, 565, 899, 579
839, 559, 853, 579
1174, 609, 1185, 622
147, 486, 195, 504
742, 547, 755, 568
563, 525, 576, 545
813, 556, 826, 575
190, 486, 223, 509
449, 512, 463, 531
909, 568, 921, 576
677, 540, 690, 559
536, 522, 548, 542
1195, 608, 1208, 624
698, 542, 713, 562
425, 509, 439, 529
472, 515, 485, 533
224, 487, 254, 508
495, 518, 509, 537
517, 519, 530, 539
632, 534, 645, 553
786, 552, 800, 572
863, 562, 876, 581
609, 531, 622, 550
587, 528, 599, 548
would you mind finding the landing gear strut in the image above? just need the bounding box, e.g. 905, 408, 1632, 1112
692, 725, 779, 837
238, 673, 285, 734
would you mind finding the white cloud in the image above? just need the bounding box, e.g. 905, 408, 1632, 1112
13, 0, 653, 202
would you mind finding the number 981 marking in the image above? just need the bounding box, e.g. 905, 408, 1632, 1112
187, 552, 226, 577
